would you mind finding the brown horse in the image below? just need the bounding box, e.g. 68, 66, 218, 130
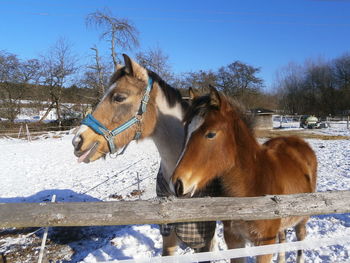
172, 87, 317, 263
72, 55, 216, 258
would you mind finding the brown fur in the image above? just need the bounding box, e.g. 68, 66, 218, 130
172, 88, 317, 263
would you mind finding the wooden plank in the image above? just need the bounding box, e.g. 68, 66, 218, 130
0, 191, 349, 228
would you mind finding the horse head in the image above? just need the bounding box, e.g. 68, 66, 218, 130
72, 54, 158, 163
171, 86, 238, 197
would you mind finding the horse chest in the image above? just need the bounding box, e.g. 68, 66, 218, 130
228, 220, 265, 242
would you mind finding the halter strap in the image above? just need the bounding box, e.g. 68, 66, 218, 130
81, 77, 153, 154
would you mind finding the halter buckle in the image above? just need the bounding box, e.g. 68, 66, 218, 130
134, 131, 141, 140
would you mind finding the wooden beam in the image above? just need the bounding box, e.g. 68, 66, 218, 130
0, 191, 349, 228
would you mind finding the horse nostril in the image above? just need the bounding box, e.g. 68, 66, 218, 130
175, 179, 184, 197
73, 135, 83, 150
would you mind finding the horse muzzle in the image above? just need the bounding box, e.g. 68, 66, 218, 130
174, 179, 196, 198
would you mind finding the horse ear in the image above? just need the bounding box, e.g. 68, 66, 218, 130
122, 54, 148, 82
123, 54, 133, 75
209, 85, 221, 107
116, 64, 123, 71
188, 87, 198, 100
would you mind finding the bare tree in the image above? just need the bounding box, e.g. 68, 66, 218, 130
276, 58, 342, 116
178, 70, 217, 93
0, 51, 21, 122
81, 46, 111, 107
39, 38, 78, 124
275, 62, 306, 114
86, 9, 139, 70
217, 61, 263, 97
333, 54, 350, 113
20, 59, 41, 84
0, 51, 41, 122
136, 46, 174, 82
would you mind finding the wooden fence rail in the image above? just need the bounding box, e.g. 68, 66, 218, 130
0, 191, 349, 228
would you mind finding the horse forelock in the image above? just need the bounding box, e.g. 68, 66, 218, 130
184, 92, 254, 134
109, 67, 127, 86
184, 94, 212, 125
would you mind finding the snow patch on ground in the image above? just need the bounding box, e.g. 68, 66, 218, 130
0, 131, 349, 262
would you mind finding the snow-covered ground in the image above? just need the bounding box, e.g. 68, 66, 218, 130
273, 119, 350, 137
0, 128, 349, 262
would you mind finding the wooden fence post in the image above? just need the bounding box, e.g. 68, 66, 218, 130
37, 195, 56, 263
25, 124, 31, 142
17, 125, 23, 139
279, 115, 282, 128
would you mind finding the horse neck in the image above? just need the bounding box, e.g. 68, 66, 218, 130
223, 117, 262, 197
151, 85, 185, 181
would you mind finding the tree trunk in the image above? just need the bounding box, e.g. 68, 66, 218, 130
91, 47, 105, 98
39, 102, 54, 123
111, 31, 118, 71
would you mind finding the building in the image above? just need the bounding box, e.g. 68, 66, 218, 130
250, 108, 274, 130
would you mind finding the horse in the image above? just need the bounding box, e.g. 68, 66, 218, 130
72, 54, 217, 259
171, 86, 317, 263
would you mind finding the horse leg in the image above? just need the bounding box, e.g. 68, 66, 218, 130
277, 230, 287, 263
223, 221, 246, 263
295, 218, 308, 263
162, 229, 178, 256
256, 237, 277, 263
254, 219, 280, 263
194, 236, 216, 263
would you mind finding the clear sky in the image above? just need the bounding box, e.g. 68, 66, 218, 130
1, 0, 350, 90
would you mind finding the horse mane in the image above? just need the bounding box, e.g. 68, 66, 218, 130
147, 70, 185, 108
109, 67, 187, 110
184, 91, 255, 132
226, 96, 255, 132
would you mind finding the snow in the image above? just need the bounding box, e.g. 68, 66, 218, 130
0, 129, 350, 262
273, 118, 350, 137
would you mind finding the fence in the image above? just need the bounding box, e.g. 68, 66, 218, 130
0, 125, 75, 138
274, 115, 350, 129
115, 234, 350, 263
1, 191, 349, 262
0, 125, 76, 143
1, 191, 349, 228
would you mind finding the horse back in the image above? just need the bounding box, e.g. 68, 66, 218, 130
262, 136, 317, 194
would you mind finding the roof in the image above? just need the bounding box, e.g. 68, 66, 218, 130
249, 108, 275, 115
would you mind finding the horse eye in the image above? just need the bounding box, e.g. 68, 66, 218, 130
112, 94, 126, 103
206, 132, 216, 139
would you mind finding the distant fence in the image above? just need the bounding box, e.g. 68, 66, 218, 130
0, 125, 75, 139
1, 191, 349, 228
274, 115, 350, 129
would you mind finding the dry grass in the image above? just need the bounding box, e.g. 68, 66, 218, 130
255, 129, 350, 140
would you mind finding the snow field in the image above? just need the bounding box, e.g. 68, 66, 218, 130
0, 131, 349, 262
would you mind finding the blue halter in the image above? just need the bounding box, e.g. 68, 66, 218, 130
81, 77, 153, 154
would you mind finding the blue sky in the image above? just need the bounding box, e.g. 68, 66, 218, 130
1, 0, 350, 90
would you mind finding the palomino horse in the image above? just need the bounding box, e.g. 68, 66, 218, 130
72, 55, 216, 258
172, 86, 317, 263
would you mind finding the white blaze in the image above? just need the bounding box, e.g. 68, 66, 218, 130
101, 83, 116, 102
176, 115, 204, 166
